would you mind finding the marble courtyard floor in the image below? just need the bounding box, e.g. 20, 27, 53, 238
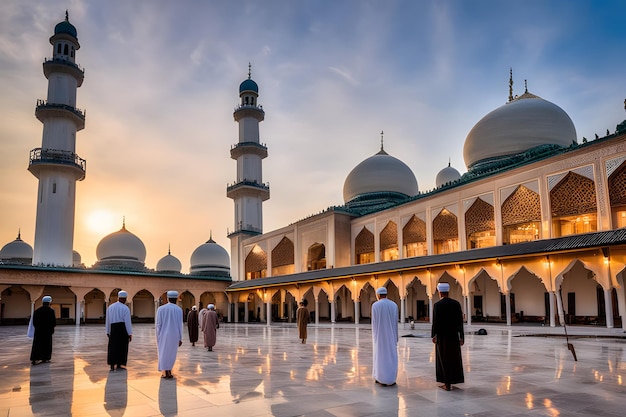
0, 322, 625, 417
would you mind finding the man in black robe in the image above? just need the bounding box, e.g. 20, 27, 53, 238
431, 282, 464, 391
30, 295, 56, 365
187, 305, 199, 346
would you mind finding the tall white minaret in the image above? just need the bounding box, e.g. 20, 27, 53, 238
227, 64, 269, 281
29, 12, 86, 266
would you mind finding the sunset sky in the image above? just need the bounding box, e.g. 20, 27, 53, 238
1, 0, 625, 272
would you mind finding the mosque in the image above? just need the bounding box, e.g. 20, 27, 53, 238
1, 15, 626, 330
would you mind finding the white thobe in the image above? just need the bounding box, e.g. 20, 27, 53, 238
156, 302, 183, 371
371, 298, 398, 385
105, 302, 133, 335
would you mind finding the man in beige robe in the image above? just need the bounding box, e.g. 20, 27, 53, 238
201, 304, 219, 351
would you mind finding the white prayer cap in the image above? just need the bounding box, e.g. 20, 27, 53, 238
118, 290, 128, 298
192, 305, 197, 310
208, 304, 215, 309
42, 295, 52, 303
437, 283, 450, 292
376, 287, 387, 295
167, 290, 178, 298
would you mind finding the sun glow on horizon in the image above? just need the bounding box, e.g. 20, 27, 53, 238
84, 209, 119, 236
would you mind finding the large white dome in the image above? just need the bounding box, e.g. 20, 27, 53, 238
436, 163, 462, 188
157, 250, 182, 273
343, 148, 418, 204
463, 92, 576, 170
96, 224, 146, 263
0, 232, 33, 262
190, 237, 230, 276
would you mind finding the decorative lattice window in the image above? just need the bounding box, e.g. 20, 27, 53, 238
355, 227, 374, 255
609, 162, 626, 206
271, 237, 294, 268
380, 221, 398, 251
433, 209, 458, 240
403, 215, 427, 243
550, 172, 597, 217
465, 198, 495, 236
501, 185, 541, 226
245, 246, 267, 275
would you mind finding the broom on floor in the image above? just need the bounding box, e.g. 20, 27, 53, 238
558, 290, 577, 361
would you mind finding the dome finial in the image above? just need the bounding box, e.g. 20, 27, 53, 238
524, 79, 528, 94
508, 68, 514, 103
65, 10, 69, 22
380, 130, 384, 151
448, 157, 451, 167
17, 228, 22, 241
122, 216, 126, 231
248, 62, 252, 79
168, 243, 171, 255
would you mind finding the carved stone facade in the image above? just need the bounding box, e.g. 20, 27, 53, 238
380, 221, 398, 251
551, 172, 597, 217
272, 237, 294, 268
465, 198, 495, 236
355, 227, 374, 255
502, 185, 541, 226
403, 215, 427, 244
433, 209, 458, 241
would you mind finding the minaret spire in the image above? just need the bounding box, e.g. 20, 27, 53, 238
248, 62, 252, 79
525, 79, 528, 94
380, 130, 384, 151
508, 68, 514, 102
65, 10, 69, 21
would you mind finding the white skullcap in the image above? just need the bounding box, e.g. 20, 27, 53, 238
167, 290, 178, 298
42, 295, 52, 303
208, 304, 215, 309
192, 305, 197, 310
437, 283, 450, 292
118, 290, 128, 298
376, 287, 387, 295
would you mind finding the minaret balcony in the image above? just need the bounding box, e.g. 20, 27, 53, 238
233, 104, 265, 122
227, 224, 263, 238
36, 99, 85, 130
43, 58, 85, 86
28, 147, 86, 181
226, 180, 270, 201
230, 142, 268, 159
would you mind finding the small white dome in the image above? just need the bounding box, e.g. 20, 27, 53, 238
0, 232, 33, 262
96, 223, 146, 263
463, 92, 576, 170
436, 163, 462, 188
72, 250, 82, 267
157, 250, 182, 273
343, 147, 418, 204
190, 237, 230, 276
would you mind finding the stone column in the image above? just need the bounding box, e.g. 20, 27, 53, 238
354, 300, 359, 325
549, 291, 556, 327
604, 288, 614, 328
505, 293, 511, 326
331, 300, 336, 323
315, 299, 320, 325
400, 297, 406, 324
266, 301, 271, 326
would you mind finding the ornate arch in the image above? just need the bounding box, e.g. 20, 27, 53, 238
355, 227, 374, 264
245, 245, 267, 279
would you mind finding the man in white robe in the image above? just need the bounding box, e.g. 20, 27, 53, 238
156, 290, 183, 379
371, 286, 398, 386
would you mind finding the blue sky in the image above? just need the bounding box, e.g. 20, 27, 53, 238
1, 0, 625, 271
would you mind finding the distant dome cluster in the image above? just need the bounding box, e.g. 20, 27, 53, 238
342, 82, 577, 200
89, 221, 230, 276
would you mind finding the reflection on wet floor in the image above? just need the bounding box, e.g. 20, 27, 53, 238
0, 323, 625, 416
